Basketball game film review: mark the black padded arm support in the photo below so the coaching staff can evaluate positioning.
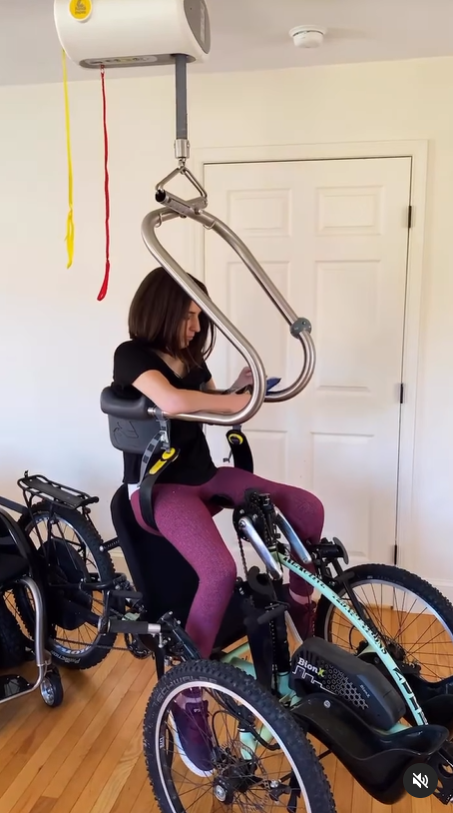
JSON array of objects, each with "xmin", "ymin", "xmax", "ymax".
[{"xmin": 100, "ymin": 386, "xmax": 153, "ymax": 420}]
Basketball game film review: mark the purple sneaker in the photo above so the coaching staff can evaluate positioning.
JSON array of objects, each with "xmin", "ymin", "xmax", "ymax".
[{"xmin": 170, "ymin": 690, "xmax": 214, "ymax": 777}]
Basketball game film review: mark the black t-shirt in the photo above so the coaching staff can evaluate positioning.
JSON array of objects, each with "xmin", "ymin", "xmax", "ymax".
[{"xmin": 112, "ymin": 339, "xmax": 217, "ymax": 486}]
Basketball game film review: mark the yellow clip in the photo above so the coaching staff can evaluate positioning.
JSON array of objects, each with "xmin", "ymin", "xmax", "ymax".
[
  {"xmin": 149, "ymin": 448, "xmax": 176, "ymax": 475},
  {"xmin": 228, "ymin": 433, "xmax": 244, "ymax": 445}
]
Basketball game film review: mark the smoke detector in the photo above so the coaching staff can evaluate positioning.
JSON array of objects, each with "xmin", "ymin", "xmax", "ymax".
[{"xmin": 290, "ymin": 26, "xmax": 326, "ymax": 49}]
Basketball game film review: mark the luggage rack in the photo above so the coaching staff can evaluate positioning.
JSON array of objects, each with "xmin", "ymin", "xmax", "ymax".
[{"xmin": 17, "ymin": 473, "xmax": 99, "ymax": 512}]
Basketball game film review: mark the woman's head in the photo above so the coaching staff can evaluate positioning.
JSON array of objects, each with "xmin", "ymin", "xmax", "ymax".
[{"xmin": 128, "ymin": 267, "xmax": 215, "ymax": 366}]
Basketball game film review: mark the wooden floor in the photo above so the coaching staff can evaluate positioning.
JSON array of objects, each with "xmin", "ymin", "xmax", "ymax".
[{"xmin": 0, "ymin": 642, "xmax": 441, "ymax": 813}]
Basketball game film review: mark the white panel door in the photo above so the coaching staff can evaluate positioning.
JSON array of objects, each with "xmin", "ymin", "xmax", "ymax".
[{"xmin": 203, "ymin": 158, "xmax": 411, "ymax": 568}]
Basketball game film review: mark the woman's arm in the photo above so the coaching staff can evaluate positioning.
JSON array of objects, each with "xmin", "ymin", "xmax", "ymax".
[
  {"xmin": 133, "ymin": 369, "xmax": 251, "ymax": 416},
  {"xmin": 203, "ymin": 366, "xmax": 253, "ymax": 394}
]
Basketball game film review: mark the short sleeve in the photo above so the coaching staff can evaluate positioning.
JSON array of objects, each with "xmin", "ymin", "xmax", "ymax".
[
  {"xmin": 113, "ymin": 341, "xmax": 162, "ymax": 387},
  {"xmin": 200, "ymin": 359, "xmax": 213, "ymax": 385}
]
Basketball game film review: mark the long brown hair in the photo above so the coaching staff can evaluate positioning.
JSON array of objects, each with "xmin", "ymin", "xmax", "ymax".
[{"xmin": 128, "ymin": 267, "xmax": 215, "ymax": 368}]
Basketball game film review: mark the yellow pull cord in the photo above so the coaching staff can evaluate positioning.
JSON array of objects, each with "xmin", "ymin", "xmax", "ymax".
[{"xmin": 62, "ymin": 49, "xmax": 74, "ymax": 268}]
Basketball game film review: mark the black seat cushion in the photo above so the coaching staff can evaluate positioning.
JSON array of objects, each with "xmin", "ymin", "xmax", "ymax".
[{"xmin": 110, "ymin": 485, "xmax": 246, "ymax": 650}]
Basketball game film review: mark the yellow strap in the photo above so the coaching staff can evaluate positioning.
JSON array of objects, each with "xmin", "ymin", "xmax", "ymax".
[{"xmin": 62, "ymin": 49, "xmax": 74, "ymax": 268}]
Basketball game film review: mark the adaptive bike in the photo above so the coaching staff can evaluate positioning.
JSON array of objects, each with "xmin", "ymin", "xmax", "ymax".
[{"xmin": 6, "ymin": 438, "xmax": 453, "ymax": 811}]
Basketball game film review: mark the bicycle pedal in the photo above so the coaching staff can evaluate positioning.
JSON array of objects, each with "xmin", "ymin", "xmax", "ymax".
[
  {"xmin": 112, "ymin": 589, "xmax": 143, "ymax": 602},
  {"xmin": 312, "ymin": 537, "xmax": 349, "ymax": 565}
]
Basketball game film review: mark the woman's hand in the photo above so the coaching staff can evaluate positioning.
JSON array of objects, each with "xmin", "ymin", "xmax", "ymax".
[{"xmin": 232, "ymin": 366, "xmax": 253, "ymax": 391}]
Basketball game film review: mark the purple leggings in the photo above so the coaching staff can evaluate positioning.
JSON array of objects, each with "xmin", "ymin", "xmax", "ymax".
[{"xmin": 131, "ymin": 467, "xmax": 323, "ymax": 658}]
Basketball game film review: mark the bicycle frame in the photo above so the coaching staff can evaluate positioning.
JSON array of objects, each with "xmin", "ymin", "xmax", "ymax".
[
  {"xmin": 216, "ymin": 541, "xmax": 432, "ymax": 766},
  {"xmin": 220, "ymin": 550, "xmax": 428, "ymax": 730}
]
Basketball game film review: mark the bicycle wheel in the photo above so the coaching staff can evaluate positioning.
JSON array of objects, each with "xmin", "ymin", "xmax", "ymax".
[
  {"xmin": 15, "ymin": 502, "xmax": 120, "ymax": 670},
  {"xmin": 144, "ymin": 659, "xmax": 336, "ymax": 813},
  {"xmin": 315, "ymin": 563, "xmax": 453, "ymax": 683}
]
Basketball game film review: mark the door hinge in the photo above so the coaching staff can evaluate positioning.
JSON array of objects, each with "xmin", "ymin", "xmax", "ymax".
[
  {"xmin": 399, "ymin": 383, "xmax": 405, "ymax": 404},
  {"xmin": 407, "ymin": 205, "xmax": 413, "ymax": 229}
]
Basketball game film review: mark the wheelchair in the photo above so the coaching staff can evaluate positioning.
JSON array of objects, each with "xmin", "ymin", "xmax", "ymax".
[
  {"xmin": 8, "ymin": 385, "xmax": 453, "ymax": 810},
  {"xmin": 0, "ymin": 504, "xmax": 64, "ymax": 711}
]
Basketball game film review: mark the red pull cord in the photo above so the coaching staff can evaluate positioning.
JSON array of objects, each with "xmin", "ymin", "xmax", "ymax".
[{"xmin": 97, "ymin": 66, "xmax": 110, "ymax": 301}]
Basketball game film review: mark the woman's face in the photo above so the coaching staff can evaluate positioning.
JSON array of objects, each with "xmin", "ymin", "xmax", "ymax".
[{"xmin": 179, "ymin": 301, "xmax": 201, "ymax": 348}]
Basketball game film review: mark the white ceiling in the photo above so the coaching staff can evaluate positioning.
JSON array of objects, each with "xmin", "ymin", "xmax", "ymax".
[{"xmin": 2, "ymin": 0, "xmax": 453, "ymax": 87}]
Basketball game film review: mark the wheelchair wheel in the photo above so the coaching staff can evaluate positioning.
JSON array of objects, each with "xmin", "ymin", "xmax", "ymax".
[
  {"xmin": 315, "ymin": 563, "xmax": 453, "ymax": 683},
  {"xmin": 15, "ymin": 502, "xmax": 119, "ymax": 670},
  {"xmin": 40, "ymin": 666, "xmax": 64, "ymax": 708},
  {"xmin": 144, "ymin": 659, "xmax": 336, "ymax": 813}
]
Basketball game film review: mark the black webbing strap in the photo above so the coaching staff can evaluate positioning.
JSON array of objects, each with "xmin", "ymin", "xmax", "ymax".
[
  {"xmin": 225, "ymin": 427, "xmax": 254, "ymax": 473},
  {"xmin": 139, "ymin": 446, "xmax": 180, "ymax": 531},
  {"xmin": 139, "ymin": 407, "xmax": 171, "ymax": 483},
  {"xmin": 138, "ymin": 409, "xmax": 179, "ymax": 531}
]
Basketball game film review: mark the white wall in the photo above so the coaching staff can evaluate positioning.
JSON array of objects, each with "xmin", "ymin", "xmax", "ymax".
[{"xmin": 0, "ymin": 56, "xmax": 452, "ymax": 591}]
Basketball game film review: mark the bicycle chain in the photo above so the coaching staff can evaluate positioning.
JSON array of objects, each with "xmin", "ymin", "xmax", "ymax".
[
  {"xmin": 236, "ymin": 491, "xmax": 276, "ymax": 581},
  {"xmin": 235, "ymin": 492, "xmax": 282, "ymax": 693}
]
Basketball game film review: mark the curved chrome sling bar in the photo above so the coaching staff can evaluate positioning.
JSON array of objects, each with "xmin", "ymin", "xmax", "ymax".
[
  {"xmin": 141, "ymin": 204, "xmax": 316, "ymax": 425},
  {"xmin": 137, "ymin": 53, "xmax": 315, "ymax": 427},
  {"xmin": 142, "ymin": 206, "xmax": 266, "ymax": 426}
]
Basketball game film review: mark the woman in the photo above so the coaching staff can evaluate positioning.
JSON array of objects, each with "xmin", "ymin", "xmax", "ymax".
[{"xmin": 113, "ymin": 267, "xmax": 323, "ymax": 774}]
